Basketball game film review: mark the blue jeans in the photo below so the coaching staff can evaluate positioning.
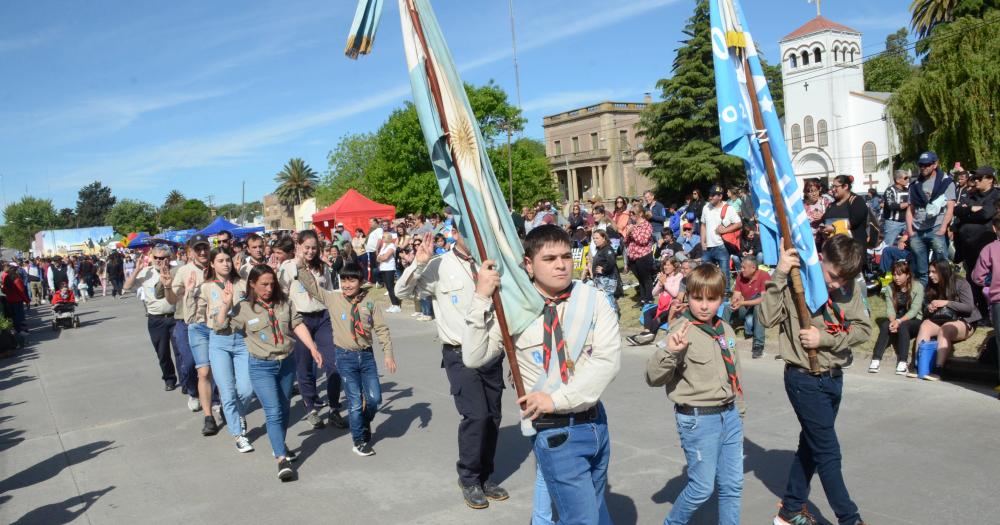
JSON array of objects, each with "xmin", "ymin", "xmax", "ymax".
[
  {"xmin": 209, "ymin": 332, "xmax": 253, "ymax": 437},
  {"xmin": 532, "ymin": 462, "xmax": 555, "ymax": 525},
  {"xmin": 419, "ymin": 297, "xmax": 434, "ymax": 317},
  {"xmin": 702, "ymin": 245, "xmax": 731, "ymax": 290},
  {"xmin": 908, "ymin": 229, "xmax": 948, "ymax": 286},
  {"xmin": 247, "ymin": 355, "xmax": 296, "ymax": 458},
  {"xmin": 336, "ymin": 348, "xmax": 382, "ymax": 444},
  {"xmin": 294, "ymin": 311, "xmax": 341, "ymax": 412},
  {"xmin": 882, "ymin": 219, "xmax": 906, "ymax": 249},
  {"xmin": 171, "ymin": 320, "xmax": 198, "ymax": 396},
  {"xmin": 782, "ymin": 369, "xmax": 860, "ymax": 525},
  {"xmin": 666, "ymin": 405, "xmax": 744, "ymax": 525},
  {"xmin": 6, "ymin": 302, "xmax": 25, "ymax": 332},
  {"xmin": 729, "ymin": 305, "xmax": 764, "ymax": 349},
  {"xmin": 187, "ymin": 322, "xmax": 212, "ymax": 369},
  {"xmin": 532, "ymin": 403, "xmax": 612, "ymax": 525}
]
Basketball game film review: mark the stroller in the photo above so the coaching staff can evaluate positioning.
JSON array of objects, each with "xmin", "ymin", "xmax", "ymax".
[{"xmin": 51, "ymin": 285, "xmax": 81, "ymax": 330}]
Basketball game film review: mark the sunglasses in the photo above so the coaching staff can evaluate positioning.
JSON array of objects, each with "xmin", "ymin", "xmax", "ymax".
[{"xmin": 153, "ymin": 256, "xmax": 169, "ymax": 261}]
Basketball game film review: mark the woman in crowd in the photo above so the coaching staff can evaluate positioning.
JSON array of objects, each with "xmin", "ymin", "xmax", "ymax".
[
  {"xmin": 588, "ymin": 229, "xmax": 621, "ymax": 312},
  {"xmin": 612, "ymin": 196, "xmax": 630, "ymax": 233},
  {"xmin": 378, "ymin": 231, "xmax": 401, "ymax": 313},
  {"xmin": 106, "ymin": 252, "xmax": 126, "ymax": 298},
  {"xmin": 217, "ymin": 264, "xmax": 323, "ymax": 481},
  {"xmin": 328, "ymin": 244, "xmax": 344, "ymax": 290},
  {"xmin": 822, "ymin": 175, "xmax": 870, "ymax": 247},
  {"xmin": 624, "ymin": 203, "xmax": 656, "ymax": 304},
  {"xmin": 804, "ymin": 178, "xmax": 828, "ymax": 247},
  {"xmin": 912, "ymin": 260, "xmax": 980, "ymax": 380},
  {"xmin": 568, "ymin": 203, "xmax": 587, "ymax": 230},
  {"xmin": 351, "ymin": 228, "xmax": 367, "ymax": 259},
  {"xmin": 394, "ymin": 223, "xmax": 412, "ymax": 253},
  {"xmin": 869, "ymin": 261, "xmax": 924, "ymax": 374},
  {"xmin": 186, "ymin": 248, "xmax": 254, "ymax": 450},
  {"xmin": 626, "ymin": 257, "xmax": 684, "ymax": 345}
]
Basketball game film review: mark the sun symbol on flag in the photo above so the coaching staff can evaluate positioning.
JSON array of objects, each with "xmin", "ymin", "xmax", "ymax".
[{"xmin": 450, "ymin": 115, "xmax": 478, "ymax": 166}]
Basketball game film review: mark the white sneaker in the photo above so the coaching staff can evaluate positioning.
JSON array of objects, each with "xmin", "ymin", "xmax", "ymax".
[
  {"xmin": 385, "ymin": 305, "xmax": 401, "ymax": 313},
  {"xmin": 235, "ymin": 435, "xmax": 254, "ymax": 453},
  {"xmin": 410, "ymin": 312, "xmax": 420, "ymax": 317},
  {"xmin": 895, "ymin": 361, "xmax": 908, "ymax": 375},
  {"xmin": 187, "ymin": 396, "xmax": 201, "ymax": 412},
  {"xmin": 868, "ymin": 359, "xmax": 880, "ymax": 373}
]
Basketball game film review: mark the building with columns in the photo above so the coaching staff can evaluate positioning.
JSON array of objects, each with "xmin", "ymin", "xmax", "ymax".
[
  {"xmin": 780, "ymin": 15, "xmax": 897, "ymax": 193},
  {"xmin": 542, "ymin": 100, "xmax": 654, "ymax": 204}
]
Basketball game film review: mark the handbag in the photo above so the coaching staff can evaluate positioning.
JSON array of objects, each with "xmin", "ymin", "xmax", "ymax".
[
  {"xmin": 927, "ymin": 306, "xmax": 959, "ymax": 325},
  {"xmin": 720, "ymin": 204, "xmax": 741, "ymax": 254}
]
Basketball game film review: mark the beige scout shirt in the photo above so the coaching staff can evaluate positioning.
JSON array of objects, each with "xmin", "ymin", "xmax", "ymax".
[
  {"xmin": 169, "ymin": 262, "xmax": 205, "ymax": 322},
  {"xmin": 239, "ymin": 258, "xmax": 267, "ymax": 280},
  {"xmin": 462, "ymin": 288, "xmax": 621, "ymax": 414},
  {"xmin": 222, "ymin": 300, "xmax": 302, "ymax": 360},
  {"xmin": 394, "ymin": 252, "xmax": 477, "ymax": 346},
  {"xmin": 278, "ymin": 259, "xmax": 328, "ymax": 313},
  {"xmin": 184, "ymin": 279, "xmax": 247, "ymax": 332},
  {"xmin": 759, "ymin": 269, "xmax": 873, "ymax": 371},
  {"xmin": 297, "ymin": 269, "xmax": 394, "ymax": 359},
  {"xmin": 645, "ymin": 320, "xmax": 746, "ymax": 416},
  {"xmin": 129, "ymin": 267, "xmax": 175, "ymax": 316}
]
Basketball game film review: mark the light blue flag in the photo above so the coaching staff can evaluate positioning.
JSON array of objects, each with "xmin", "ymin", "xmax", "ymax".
[
  {"xmin": 709, "ymin": 0, "xmax": 828, "ymax": 312},
  {"xmin": 346, "ymin": 0, "xmax": 544, "ymax": 334},
  {"xmin": 345, "ymin": 0, "xmax": 384, "ymax": 59}
]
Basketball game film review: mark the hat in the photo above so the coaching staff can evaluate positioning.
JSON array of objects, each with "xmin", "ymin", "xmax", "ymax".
[
  {"xmin": 918, "ymin": 151, "xmax": 938, "ymax": 165},
  {"xmin": 187, "ymin": 234, "xmax": 210, "ymax": 248},
  {"xmin": 682, "ymin": 223, "xmax": 694, "ymax": 230},
  {"xmin": 974, "ymin": 165, "xmax": 996, "ymax": 179},
  {"xmin": 336, "ymin": 222, "xmax": 344, "ymax": 227},
  {"xmin": 708, "ymin": 184, "xmax": 725, "ymax": 196}
]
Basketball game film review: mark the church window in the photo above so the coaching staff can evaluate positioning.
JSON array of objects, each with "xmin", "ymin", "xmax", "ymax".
[
  {"xmin": 849, "ymin": 48, "xmax": 856, "ymax": 62},
  {"xmin": 789, "ymin": 54, "xmax": 797, "ymax": 68},
  {"xmin": 833, "ymin": 46, "xmax": 840, "ymax": 62},
  {"xmin": 862, "ymin": 142, "xmax": 877, "ymax": 172},
  {"xmin": 801, "ymin": 51, "xmax": 809, "ymax": 66},
  {"xmin": 791, "ymin": 124, "xmax": 803, "ymax": 154},
  {"xmin": 804, "ymin": 116, "xmax": 815, "ymax": 143},
  {"xmin": 814, "ymin": 48, "xmax": 822, "ymax": 63},
  {"xmin": 817, "ymin": 120, "xmax": 829, "ymax": 147}
]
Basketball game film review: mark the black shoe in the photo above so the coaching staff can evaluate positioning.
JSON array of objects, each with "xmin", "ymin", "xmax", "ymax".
[
  {"xmin": 306, "ymin": 409, "xmax": 325, "ymax": 429},
  {"xmin": 202, "ymin": 415, "xmax": 219, "ymax": 436},
  {"xmin": 277, "ymin": 459, "xmax": 295, "ymax": 482},
  {"xmin": 284, "ymin": 448, "xmax": 297, "ymax": 462},
  {"xmin": 164, "ymin": 381, "xmax": 177, "ymax": 391},
  {"xmin": 774, "ymin": 504, "xmax": 818, "ymax": 525},
  {"xmin": 328, "ymin": 410, "xmax": 348, "ymax": 429},
  {"xmin": 352, "ymin": 441, "xmax": 375, "ymax": 456},
  {"xmin": 363, "ymin": 422, "xmax": 372, "ymax": 443},
  {"xmin": 752, "ymin": 346, "xmax": 763, "ymax": 359},
  {"xmin": 482, "ymin": 480, "xmax": 509, "ymax": 501},
  {"xmin": 458, "ymin": 480, "xmax": 488, "ymax": 509}
]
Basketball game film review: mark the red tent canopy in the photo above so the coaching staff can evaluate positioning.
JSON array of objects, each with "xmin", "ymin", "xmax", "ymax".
[{"xmin": 312, "ymin": 189, "xmax": 396, "ymax": 240}]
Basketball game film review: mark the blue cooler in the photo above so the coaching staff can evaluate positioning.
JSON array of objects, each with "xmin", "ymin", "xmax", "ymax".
[{"xmin": 916, "ymin": 340, "xmax": 938, "ymax": 378}]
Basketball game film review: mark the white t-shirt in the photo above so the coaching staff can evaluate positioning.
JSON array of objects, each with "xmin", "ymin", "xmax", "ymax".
[
  {"xmin": 378, "ymin": 243, "xmax": 397, "ymax": 272},
  {"xmin": 366, "ymin": 228, "xmax": 384, "ymax": 253},
  {"xmin": 700, "ymin": 201, "xmax": 741, "ymax": 248}
]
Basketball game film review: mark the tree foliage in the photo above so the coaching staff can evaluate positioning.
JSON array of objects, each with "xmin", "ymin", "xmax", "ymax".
[
  {"xmin": 105, "ymin": 199, "xmax": 158, "ymax": 236},
  {"xmin": 1, "ymin": 197, "xmax": 60, "ymax": 251},
  {"xmin": 888, "ymin": 11, "xmax": 1000, "ymax": 167},
  {"xmin": 316, "ymin": 133, "xmax": 378, "ymax": 207},
  {"xmin": 487, "ymin": 138, "xmax": 559, "ymax": 209},
  {"xmin": 57, "ymin": 208, "xmax": 76, "ymax": 229},
  {"xmin": 216, "ymin": 201, "xmax": 262, "ymax": 222},
  {"xmin": 75, "ymin": 181, "xmax": 116, "ymax": 227},
  {"xmin": 274, "ymin": 158, "xmax": 319, "ymax": 209},
  {"xmin": 864, "ymin": 28, "xmax": 915, "ymax": 92},
  {"xmin": 164, "ymin": 190, "xmax": 186, "ymax": 208},
  {"xmin": 159, "ymin": 199, "xmax": 211, "ymax": 230}
]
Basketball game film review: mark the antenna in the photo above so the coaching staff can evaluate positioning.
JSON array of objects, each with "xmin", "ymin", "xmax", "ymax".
[{"xmin": 507, "ymin": 0, "xmax": 522, "ymax": 110}]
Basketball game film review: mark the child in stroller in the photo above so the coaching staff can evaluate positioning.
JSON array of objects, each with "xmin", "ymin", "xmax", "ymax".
[{"xmin": 51, "ymin": 281, "xmax": 80, "ymax": 329}]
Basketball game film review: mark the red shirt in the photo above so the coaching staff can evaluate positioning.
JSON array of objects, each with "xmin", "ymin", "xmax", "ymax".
[
  {"xmin": 734, "ymin": 269, "xmax": 771, "ymax": 300},
  {"xmin": 625, "ymin": 220, "xmax": 653, "ymax": 260},
  {"xmin": 1, "ymin": 271, "xmax": 29, "ymax": 303}
]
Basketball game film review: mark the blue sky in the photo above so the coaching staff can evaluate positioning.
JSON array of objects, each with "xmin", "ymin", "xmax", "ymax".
[{"xmin": 0, "ymin": 0, "xmax": 910, "ymax": 214}]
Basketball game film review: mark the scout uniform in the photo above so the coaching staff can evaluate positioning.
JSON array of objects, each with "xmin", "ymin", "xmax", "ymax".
[
  {"xmin": 128, "ymin": 266, "xmax": 178, "ymax": 389},
  {"xmin": 165, "ymin": 261, "xmax": 206, "ymax": 395}
]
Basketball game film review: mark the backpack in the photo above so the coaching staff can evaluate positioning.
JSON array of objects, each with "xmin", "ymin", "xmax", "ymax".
[{"xmin": 720, "ymin": 204, "xmax": 741, "ymax": 254}]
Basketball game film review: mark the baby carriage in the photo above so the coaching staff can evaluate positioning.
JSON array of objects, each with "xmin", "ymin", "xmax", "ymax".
[{"xmin": 51, "ymin": 287, "xmax": 81, "ymax": 330}]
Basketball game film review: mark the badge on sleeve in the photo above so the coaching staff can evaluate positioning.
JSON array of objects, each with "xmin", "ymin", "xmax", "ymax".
[
  {"xmin": 532, "ymin": 351, "xmax": 543, "ymax": 365},
  {"xmin": 451, "ymin": 295, "xmax": 459, "ymax": 305},
  {"xmin": 341, "ymin": 313, "xmax": 348, "ymax": 321},
  {"xmin": 728, "ymin": 338, "xmax": 736, "ymax": 349}
]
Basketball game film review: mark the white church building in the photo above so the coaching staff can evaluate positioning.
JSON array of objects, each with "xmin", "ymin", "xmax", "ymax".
[{"xmin": 779, "ymin": 15, "xmax": 897, "ymax": 193}]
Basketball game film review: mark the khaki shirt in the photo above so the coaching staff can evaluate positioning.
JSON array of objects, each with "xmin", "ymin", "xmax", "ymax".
[
  {"xmin": 394, "ymin": 252, "xmax": 477, "ymax": 346},
  {"xmin": 184, "ymin": 279, "xmax": 247, "ymax": 332},
  {"xmin": 222, "ymin": 300, "xmax": 302, "ymax": 360},
  {"xmin": 645, "ymin": 320, "xmax": 746, "ymax": 416},
  {"xmin": 169, "ymin": 262, "xmax": 205, "ymax": 322},
  {"xmin": 462, "ymin": 289, "xmax": 621, "ymax": 414},
  {"xmin": 278, "ymin": 259, "xmax": 328, "ymax": 313},
  {"xmin": 129, "ymin": 267, "xmax": 175, "ymax": 316},
  {"xmin": 298, "ymin": 269, "xmax": 394, "ymax": 359},
  {"xmin": 759, "ymin": 270, "xmax": 872, "ymax": 371}
]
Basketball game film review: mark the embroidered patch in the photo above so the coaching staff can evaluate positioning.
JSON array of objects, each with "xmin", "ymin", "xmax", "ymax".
[
  {"xmin": 728, "ymin": 338, "xmax": 736, "ymax": 349},
  {"xmin": 247, "ymin": 318, "xmax": 260, "ymax": 326},
  {"xmin": 341, "ymin": 313, "xmax": 348, "ymax": 321},
  {"xmin": 259, "ymin": 332, "xmax": 268, "ymax": 341},
  {"xmin": 532, "ymin": 351, "xmax": 543, "ymax": 365},
  {"xmin": 451, "ymin": 294, "xmax": 459, "ymax": 305},
  {"xmin": 211, "ymin": 290, "xmax": 219, "ymax": 300}
]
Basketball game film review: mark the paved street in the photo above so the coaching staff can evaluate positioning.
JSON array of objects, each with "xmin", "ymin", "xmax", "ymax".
[{"xmin": 2, "ymin": 293, "xmax": 999, "ymax": 525}]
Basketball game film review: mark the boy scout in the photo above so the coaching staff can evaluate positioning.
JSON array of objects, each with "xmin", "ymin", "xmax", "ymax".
[
  {"xmin": 760, "ymin": 234, "xmax": 872, "ymax": 525},
  {"xmin": 296, "ymin": 260, "xmax": 395, "ymax": 457},
  {"xmin": 463, "ymin": 224, "xmax": 621, "ymax": 525},
  {"xmin": 646, "ymin": 263, "xmax": 745, "ymax": 525}
]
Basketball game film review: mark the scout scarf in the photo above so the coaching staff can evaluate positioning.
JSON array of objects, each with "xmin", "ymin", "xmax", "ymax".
[
  {"xmin": 255, "ymin": 299, "xmax": 284, "ymax": 346},
  {"xmin": 347, "ymin": 292, "xmax": 369, "ymax": 343},
  {"xmin": 821, "ymin": 298, "xmax": 851, "ymax": 335},
  {"xmin": 452, "ymin": 247, "xmax": 478, "ymax": 281},
  {"xmin": 542, "ymin": 286, "xmax": 574, "ymax": 383},
  {"xmin": 683, "ymin": 311, "xmax": 742, "ymax": 396}
]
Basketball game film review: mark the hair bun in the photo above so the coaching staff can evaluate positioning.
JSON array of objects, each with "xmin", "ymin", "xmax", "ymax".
[{"xmin": 848, "ymin": 175, "xmax": 855, "ymax": 184}]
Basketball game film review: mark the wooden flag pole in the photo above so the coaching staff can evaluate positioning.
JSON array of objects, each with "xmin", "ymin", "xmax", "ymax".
[
  {"xmin": 739, "ymin": 52, "xmax": 821, "ymax": 374},
  {"xmin": 404, "ymin": 0, "xmax": 528, "ymax": 402}
]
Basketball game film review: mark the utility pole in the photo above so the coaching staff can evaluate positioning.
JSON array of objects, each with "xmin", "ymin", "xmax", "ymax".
[
  {"xmin": 505, "ymin": 122, "xmax": 514, "ymax": 209},
  {"xmin": 507, "ymin": 0, "xmax": 522, "ymax": 109},
  {"xmin": 240, "ymin": 181, "xmax": 246, "ymax": 226}
]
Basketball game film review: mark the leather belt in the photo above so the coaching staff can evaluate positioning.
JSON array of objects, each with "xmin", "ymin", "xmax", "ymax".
[
  {"xmin": 532, "ymin": 405, "xmax": 600, "ymax": 431},
  {"xmin": 785, "ymin": 364, "xmax": 843, "ymax": 378},
  {"xmin": 443, "ymin": 343, "xmax": 461, "ymax": 353},
  {"xmin": 675, "ymin": 402, "xmax": 734, "ymax": 416},
  {"xmin": 147, "ymin": 313, "xmax": 174, "ymax": 318}
]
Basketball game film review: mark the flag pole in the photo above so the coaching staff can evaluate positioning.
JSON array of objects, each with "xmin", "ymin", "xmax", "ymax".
[
  {"xmin": 737, "ymin": 50, "xmax": 820, "ymax": 374},
  {"xmin": 404, "ymin": 0, "xmax": 528, "ymax": 402}
]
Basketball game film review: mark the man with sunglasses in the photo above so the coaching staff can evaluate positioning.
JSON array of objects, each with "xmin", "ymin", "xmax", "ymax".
[
  {"xmin": 881, "ymin": 170, "xmax": 911, "ymax": 248},
  {"xmin": 906, "ymin": 151, "xmax": 955, "ymax": 286},
  {"xmin": 124, "ymin": 245, "xmax": 179, "ymax": 391}
]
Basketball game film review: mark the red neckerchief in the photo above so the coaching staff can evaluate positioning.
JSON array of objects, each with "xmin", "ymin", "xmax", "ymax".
[
  {"xmin": 684, "ymin": 311, "xmax": 743, "ymax": 397},
  {"xmin": 542, "ymin": 286, "xmax": 573, "ymax": 383},
  {"xmin": 255, "ymin": 299, "xmax": 284, "ymax": 346}
]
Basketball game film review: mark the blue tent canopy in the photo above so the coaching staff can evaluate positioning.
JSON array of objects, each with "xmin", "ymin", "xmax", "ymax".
[
  {"xmin": 232, "ymin": 226, "xmax": 265, "ymax": 239},
  {"xmin": 152, "ymin": 229, "xmax": 196, "ymax": 246},
  {"xmin": 126, "ymin": 232, "xmax": 153, "ymax": 249},
  {"xmin": 199, "ymin": 216, "xmax": 241, "ymax": 236}
]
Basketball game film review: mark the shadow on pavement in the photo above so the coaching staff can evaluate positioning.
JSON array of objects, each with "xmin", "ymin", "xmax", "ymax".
[
  {"xmin": 606, "ymin": 484, "xmax": 638, "ymax": 524},
  {"xmin": 491, "ymin": 424, "xmax": 533, "ymax": 485},
  {"xmin": 11, "ymin": 485, "xmax": 115, "ymax": 525},
  {"xmin": 0, "ymin": 440, "xmax": 116, "ymax": 494}
]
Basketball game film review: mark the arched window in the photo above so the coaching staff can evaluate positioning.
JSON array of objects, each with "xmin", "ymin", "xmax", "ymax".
[
  {"xmin": 791, "ymin": 124, "xmax": 803, "ymax": 154},
  {"xmin": 817, "ymin": 119, "xmax": 829, "ymax": 147},
  {"xmin": 833, "ymin": 46, "xmax": 840, "ymax": 62},
  {"xmin": 814, "ymin": 48, "xmax": 822, "ymax": 63},
  {"xmin": 804, "ymin": 116, "xmax": 815, "ymax": 142},
  {"xmin": 862, "ymin": 142, "xmax": 877, "ymax": 172},
  {"xmin": 789, "ymin": 54, "xmax": 797, "ymax": 68},
  {"xmin": 849, "ymin": 48, "xmax": 856, "ymax": 62},
  {"xmin": 801, "ymin": 51, "xmax": 810, "ymax": 66}
]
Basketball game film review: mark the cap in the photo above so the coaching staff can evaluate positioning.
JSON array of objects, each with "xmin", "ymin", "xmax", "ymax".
[
  {"xmin": 975, "ymin": 165, "xmax": 996, "ymax": 179},
  {"xmin": 918, "ymin": 151, "xmax": 938, "ymax": 165},
  {"xmin": 187, "ymin": 234, "xmax": 210, "ymax": 248},
  {"xmin": 709, "ymin": 184, "xmax": 725, "ymax": 196},
  {"xmin": 336, "ymin": 222, "xmax": 344, "ymax": 227},
  {"xmin": 682, "ymin": 223, "xmax": 694, "ymax": 230}
]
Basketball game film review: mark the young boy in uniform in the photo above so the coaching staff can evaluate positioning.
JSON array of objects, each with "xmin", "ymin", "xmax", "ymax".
[
  {"xmin": 463, "ymin": 224, "xmax": 621, "ymax": 524},
  {"xmin": 761, "ymin": 234, "xmax": 872, "ymax": 525},
  {"xmin": 296, "ymin": 260, "xmax": 395, "ymax": 457},
  {"xmin": 646, "ymin": 263, "xmax": 745, "ymax": 525}
]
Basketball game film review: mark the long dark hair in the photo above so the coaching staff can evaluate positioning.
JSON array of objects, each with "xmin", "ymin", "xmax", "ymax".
[
  {"xmin": 204, "ymin": 248, "xmax": 239, "ymax": 284},
  {"xmin": 925, "ymin": 260, "xmax": 956, "ymax": 303},
  {"xmin": 889, "ymin": 260, "xmax": 912, "ymax": 313},
  {"xmin": 297, "ymin": 230, "xmax": 323, "ymax": 273},
  {"xmin": 246, "ymin": 264, "xmax": 286, "ymax": 309}
]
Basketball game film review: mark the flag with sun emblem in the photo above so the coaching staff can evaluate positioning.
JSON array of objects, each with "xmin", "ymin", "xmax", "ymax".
[{"xmin": 346, "ymin": 0, "xmax": 543, "ymax": 334}]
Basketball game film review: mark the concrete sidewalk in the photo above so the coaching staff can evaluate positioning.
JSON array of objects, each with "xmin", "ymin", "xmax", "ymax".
[{"xmin": 1, "ymin": 293, "xmax": 998, "ymax": 524}]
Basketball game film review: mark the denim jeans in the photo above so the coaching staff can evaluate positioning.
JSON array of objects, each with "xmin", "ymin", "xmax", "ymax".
[
  {"xmin": 882, "ymin": 219, "xmax": 906, "ymax": 249},
  {"xmin": 336, "ymin": 348, "xmax": 382, "ymax": 444},
  {"xmin": 702, "ymin": 245, "xmax": 731, "ymax": 290},
  {"xmin": 187, "ymin": 322, "xmax": 212, "ymax": 369},
  {"xmin": 209, "ymin": 332, "xmax": 253, "ymax": 437},
  {"xmin": 729, "ymin": 305, "xmax": 764, "ymax": 349},
  {"xmin": 247, "ymin": 354, "xmax": 296, "ymax": 458},
  {"xmin": 908, "ymin": 229, "xmax": 948, "ymax": 286},
  {"xmin": 532, "ymin": 462, "xmax": 556, "ymax": 525},
  {"xmin": 782, "ymin": 369, "xmax": 860, "ymax": 525},
  {"xmin": 666, "ymin": 405, "xmax": 743, "ymax": 525},
  {"xmin": 532, "ymin": 403, "xmax": 612, "ymax": 525},
  {"xmin": 294, "ymin": 311, "xmax": 341, "ymax": 412},
  {"xmin": 171, "ymin": 320, "xmax": 198, "ymax": 396},
  {"xmin": 419, "ymin": 297, "xmax": 434, "ymax": 317}
]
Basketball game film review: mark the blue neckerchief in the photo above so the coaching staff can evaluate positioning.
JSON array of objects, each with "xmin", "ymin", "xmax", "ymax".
[{"xmin": 908, "ymin": 168, "xmax": 952, "ymax": 209}]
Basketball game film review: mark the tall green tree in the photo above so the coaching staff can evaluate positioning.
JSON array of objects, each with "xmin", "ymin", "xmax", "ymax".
[
  {"xmin": 159, "ymin": 199, "xmax": 211, "ymax": 230},
  {"xmin": 316, "ymin": 133, "xmax": 378, "ymax": 207},
  {"xmin": 888, "ymin": 11, "xmax": 1000, "ymax": 167},
  {"xmin": 75, "ymin": 181, "xmax": 116, "ymax": 227},
  {"xmin": 274, "ymin": 158, "xmax": 319, "ymax": 209},
  {"xmin": 216, "ymin": 201, "xmax": 262, "ymax": 222},
  {"xmin": 0, "ymin": 197, "xmax": 60, "ymax": 251},
  {"xmin": 865, "ymin": 28, "xmax": 916, "ymax": 92},
  {"xmin": 164, "ymin": 190, "xmax": 186, "ymax": 208},
  {"xmin": 105, "ymin": 199, "xmax": 158, "ymax": 236},
  {"xmin": 57, "ymin": 208, "xmax": 76, "ymax": 229},
  {"xmin": 487, "ymin": 138, "xmax": 559, "ymax": 209}
]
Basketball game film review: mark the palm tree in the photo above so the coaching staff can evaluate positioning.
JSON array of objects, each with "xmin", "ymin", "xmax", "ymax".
[
  {"xmin": 274, "ymin": 158, "xmax": 319, "ymax": 209},
  {"xmin": 164, "ymin": 190, "xmax": 185, "ymax": 208},
  {"xmin": 910, "ymin": 0, "xmax": 957, "ymax": 39}
]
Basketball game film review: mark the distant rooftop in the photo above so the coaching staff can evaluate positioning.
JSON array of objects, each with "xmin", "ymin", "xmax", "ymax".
[
  {"xmin": 781, "ymin": 15, "xmax": 860, "ymax": 42},
  {"xmin": 543, "ymin": 101, "xmax": 649, "ymax": 127}
]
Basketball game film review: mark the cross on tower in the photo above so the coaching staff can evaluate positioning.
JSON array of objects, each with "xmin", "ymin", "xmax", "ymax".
[
  {"xmin": 803, "ymin": 82, "xmax": 809, "ymax": 92},
  {"xmin": 863, "ymin": 173, "xmax": 879, "ymax": 190}
]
